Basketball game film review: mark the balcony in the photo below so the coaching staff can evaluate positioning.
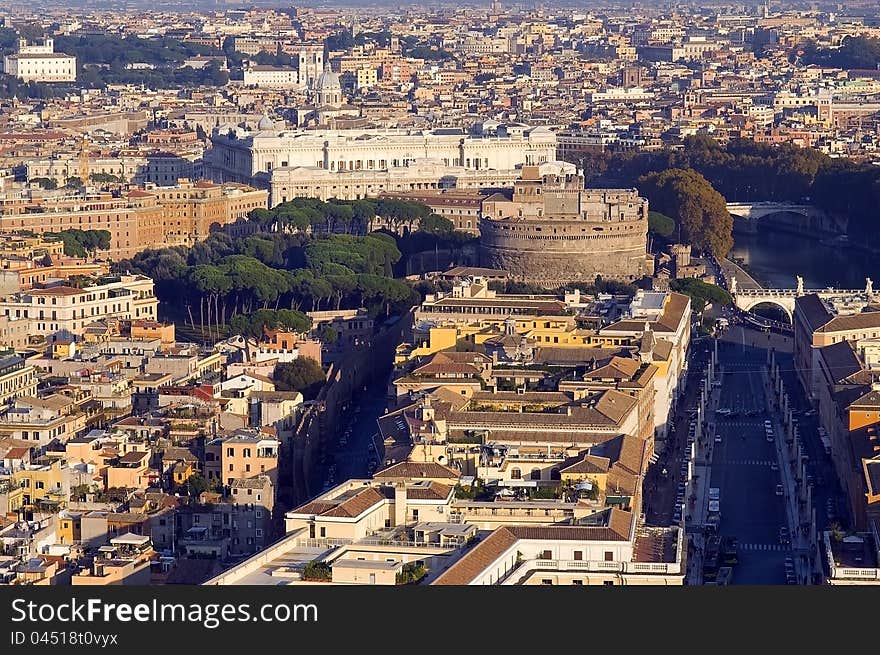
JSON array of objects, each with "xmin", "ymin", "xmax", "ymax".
[{"xmin": 501, "ymin": 557, "xmax": 682, "ymax": 584}]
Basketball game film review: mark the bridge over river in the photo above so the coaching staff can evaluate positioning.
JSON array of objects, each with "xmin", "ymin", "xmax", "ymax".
[
  {"xmin": 726, "ymin": 202, "xmax": 845, "ymax": 237},
  {"xmin": 730, "ymin": 276, "xmax": 875, "ymax": 321}
]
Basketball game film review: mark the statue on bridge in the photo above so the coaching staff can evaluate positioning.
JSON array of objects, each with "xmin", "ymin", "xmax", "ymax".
[
  {"xmin": 796, "ymin": 276, "xmax": 804, "ymax": 295},
  {"xmin": 867, "ymin": 277, "xmax": 874, "ymax": 298},
  {"xmin": 730, "ymin": 276, "xmax": 737, "ymax": 294}
]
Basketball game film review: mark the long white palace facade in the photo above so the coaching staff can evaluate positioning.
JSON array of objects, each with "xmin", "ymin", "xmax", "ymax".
[{"xmin": 205, "ymin": 123, "xmax": 558, "ymax": 206}]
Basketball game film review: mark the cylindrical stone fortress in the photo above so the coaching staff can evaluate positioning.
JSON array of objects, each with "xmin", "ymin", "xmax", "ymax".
[{"xmin": 479, "ymin": 171, "xmax": 650, "ymax": 287}]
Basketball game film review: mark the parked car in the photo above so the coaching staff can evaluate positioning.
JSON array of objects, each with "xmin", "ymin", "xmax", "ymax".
[
  {"xmin": 776, "ymin": 484, "xmax": 784, "ymax": 496},
  {"xmin": 779, "ymin": 527, "xmax": 790, "ymax": 545}
]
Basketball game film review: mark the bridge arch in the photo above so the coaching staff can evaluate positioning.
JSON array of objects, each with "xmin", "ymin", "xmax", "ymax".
[{"xmin": 736, "ymin": 296, "xmax": 794, "ymax": 322}]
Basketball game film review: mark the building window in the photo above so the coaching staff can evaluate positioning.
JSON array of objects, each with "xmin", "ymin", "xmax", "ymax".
[
  {"xmin": 541, "ymin": 579, "xmax": 553, "ymax": 585},
  {"xmin": 604, "ymin": 551, "xmax": 614, "ymax": 562},
  {"xmin": 573, "ymin": 551, "xmax": 583, "ymax": 561},
  {"xmin": 530, "ymin": 468, "xmax": 541, "ymax": 480},
  {"xmin": 541, "ymin": 550, "xmax": 552, "ymax": 560},
  {"xmin": 510, "ymin": 468, "xmax": 521, "ymax": 480},
  {"xmin": 572, "ymin": 580, "xmax": 583, "ymax": 585},
  {"xmin": 319, "ymin": 527, "xmax": 326, "ymax": 538}
]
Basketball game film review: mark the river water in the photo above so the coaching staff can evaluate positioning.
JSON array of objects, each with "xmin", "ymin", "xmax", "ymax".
[{"xmin": 729, "ymin": 229, "xmax": 878, "ymax": 290}]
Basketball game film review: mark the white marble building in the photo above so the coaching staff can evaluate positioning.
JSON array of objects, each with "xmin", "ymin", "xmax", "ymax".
[{"xmin": 206, "ymin": 122, "xmax": 558, "ymax": 188}]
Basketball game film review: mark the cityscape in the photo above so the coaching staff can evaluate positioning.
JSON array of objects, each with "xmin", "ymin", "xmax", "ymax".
[{"xmin": 0, "ymin": 0, "xmax": 877, "ymax": 589}]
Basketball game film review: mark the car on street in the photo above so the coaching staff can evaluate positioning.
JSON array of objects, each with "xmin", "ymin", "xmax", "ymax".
[
  {"xmin": 776, "ymin": 484, "xmax": 785, "ymax": 496},
  {"xmin": 770, "ymin": 462, "xmax": 779, "ymax": 471},
  {"xmin": 714, "ymin": 434, "xmax": 722, "ymax": 443},
  {"xmin": 779, "ymin": 527, "xmax": 790, "ymax": 545}
]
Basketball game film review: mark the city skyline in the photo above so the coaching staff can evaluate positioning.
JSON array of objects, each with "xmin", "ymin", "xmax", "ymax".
[{"xmin": 0, "ymin": 0, "xmax": 877, "ymax": 590}]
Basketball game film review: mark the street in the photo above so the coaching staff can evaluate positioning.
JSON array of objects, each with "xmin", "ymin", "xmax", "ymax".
[
  {"xmin": 709, "ymin": 341, "xmax": 791, "ymax": 584},
  {"xmin": 308, "ymin": 375, "xmax": 389, "ymax": 494}
]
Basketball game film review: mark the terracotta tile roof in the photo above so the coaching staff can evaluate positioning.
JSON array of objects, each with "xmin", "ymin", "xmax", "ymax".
[
  {"xmin": 850, "ymin": 389, "xmax": 880, "ymax": 410},
  {"xmin": 561, "ymin": 453, "xmax": 610, "ymax": 474},
  {"xmin": 412, "ymin": 352, "xmax": 489, "ymax": 377},
  {"xmin": 656, "ymin": 292, "xmax": 690, "ymax": 332},
  {"xmin": 28, "ymin": 286, "xmax": 81, "ymax": 296},
  {"xmin": 533, "ymin": 346, "xmax": 624, "ymax": 365},
  {"xmin": 818, "ymin": 340, "xmax": 863, "ymax": 384},
  {"xmin": 585, "ymin": 356, "xmax": 639, "ymax": 380},
  {"xmin": 818, "ymin": 311, "xmax": 880, "ymax": 333},
  {"xmin": 652, "ymin": 339, "xmax": 674, "ymax": 361},
  {"xmin": 432, "ymin": 527, "xmax": 519, "ymax": 585},
  {"xmin": 633, "ymin": 527, "xmax": 678, "ymax": 563},
  {"xmin": 508, "ymin": 519, "xmax": 631, "ymax": 542},
  {"xmin": 795, "ymin": 294, "xmax": 832, "ymax": 332},
  {"xmin": 3, "ymin": 446, "xmax": 31, "ymax": 460},
  {"xmin": 432, "ymin": 513, "xmax": 636, "ymax": 585},
  {"xmin": 373, "ymin": 461, "xmax": 460, "ymax": 480},
  {"xmin": 321, "ymin": 487, "xmax": 387, "ymax": 518},
  {"xmin": 614, "ymin": 434, "xmax": 647, "ymax": 476},
  {"xmin": 406, "ymin": 482, "xmax": 453, "ymax": 500},
  {"xmin": 289, "ymin": 500, "xmax": 335, "ymax": 515},
  {"xmin": 590, "ymin": 389, "xmax": 639, "ymax": 424}
]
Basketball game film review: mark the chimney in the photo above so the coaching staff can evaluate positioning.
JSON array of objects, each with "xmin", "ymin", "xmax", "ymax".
[{"xmin": 394, "ymin": 483, "xmax": 407, "ymax": 527}]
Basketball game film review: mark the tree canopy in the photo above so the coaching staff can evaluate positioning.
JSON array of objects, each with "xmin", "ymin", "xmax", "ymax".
[
  {"xmin": 638, "ymin": 169, "xmax": 733, "ymax": 257},
  {"xmin": 44, "ymin": 229, "xmax": 112, "ymax": 258},
  {"xmin": 115, "ymin": 197, "xmax": 431, "ymax": 341},
  {"xmin": 648, "ymin": 211, "xmax": 676, "ymax": 238},
  {"xmin": 670, "ymin": 277, "xmax": 732, "ymax": 313},
  {"xmin": 274, "ymin": 359, "xmax": 326, "ymax": 401}
]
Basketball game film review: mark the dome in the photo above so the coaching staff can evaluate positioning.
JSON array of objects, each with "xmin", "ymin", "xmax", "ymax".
[
  {"xmin": 257, "ymin": 114, "xmax": 274, "ymax": 130},
  {"xmin": 316, "ymin": 67, "xmax": 341, "ymax": 92}
]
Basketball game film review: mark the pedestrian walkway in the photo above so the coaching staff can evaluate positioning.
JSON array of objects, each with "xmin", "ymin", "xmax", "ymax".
[
  {"xmin": 717, "ymin": 420, "xmax": 768, "ymax": 427},
  {"xmin": 720, "ymin": 459, "xmax": 776, "ymax": 467},
  {"xmin": 738, "ymin": 543, "xmax": 792, "ymax": 552}
]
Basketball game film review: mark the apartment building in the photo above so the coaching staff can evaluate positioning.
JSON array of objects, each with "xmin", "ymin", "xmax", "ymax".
[
  {"xmin": 0, "ymin": 395, "xmax": 87, "ymax": 447},
  {"xmin": 0, "ymin": 192, "xmax": 164, "ymax": 259},
  {"xmin": 432, "ymin": 511, "xmax": 683, "ymax": 586},
  {"xmin": 0, "ymin": 183, "xmax": 267, "ymax": 258},
  {"xmin": 0, "ymin": 355, "xmax": 38, "ymax": 407},
  {"xmin": 0, "ymin": 274, "xmax": 158, "ymax": 337},
  {"xmin": 145, "ymin": 180, "xmax": 268, "ymax": 247},
  {"xmin": 794, "ymin": 293, "xmax": 880, "ymax": 401},
  {"xmin": 205, "ymin": 431, "xmax": 280, "ymax": 487}
]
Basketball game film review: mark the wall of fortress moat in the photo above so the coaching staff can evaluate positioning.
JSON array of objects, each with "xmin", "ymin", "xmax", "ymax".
[{"xmin": 479, "ymin": 217, "xmax": 650, "ymax": 286}]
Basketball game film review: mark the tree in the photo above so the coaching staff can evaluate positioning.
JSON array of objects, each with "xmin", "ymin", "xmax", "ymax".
[
  {"xmin": 670, "ymin": 277, "xmax": 732, "ymax": 313},
  {"xmin": 274, "ymin": 359, "xmax": 326, "ymax": 400},
  {"xmin": 639, "ymin": 168, "xmax": 733, "ymax": 257},
  {"xmin": 418, "ymin": 213, "xmax": 455, "ymax": 236},
  {"xmin": 302, "ymin": 560, "xmax": 331, "ymax": 581},
  {"xmin": 90, "ymin": 172, "xmax": 121, "ymax": 184},
  {"xmin": 44, "ymin": 229, "xmax": 111, "ymax": 257},
  {"xmin": 396, "ymin": 562, "xmax": 427, "ymax": 584},
  {"xmin": 64, "ymin": 176, "xmax": 85, "ymax": 188},
  {"xmin": 320, "ymin": 325, "xmax": 339, "ymax": 344},
  {"xmin": 182, "ymin": 474, "xmax": 211, "ymax": 497},
  {"xmin": 30, "ymin": 176, "xmax": 57, "ymax": 190},
  {"xmin": 648, "ymin": 211, "xmax": 676, "ymax": 238}
]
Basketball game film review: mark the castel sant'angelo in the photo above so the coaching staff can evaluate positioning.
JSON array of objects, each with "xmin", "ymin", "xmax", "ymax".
[{"xmin": 479, "ymin": 163, "xmax": 653, "ymax": 287}]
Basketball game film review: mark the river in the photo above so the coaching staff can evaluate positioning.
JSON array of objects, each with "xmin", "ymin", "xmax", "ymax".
[{"xmin": 729, "ymin": 229, "xmax": 878, "ymax": 290}]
